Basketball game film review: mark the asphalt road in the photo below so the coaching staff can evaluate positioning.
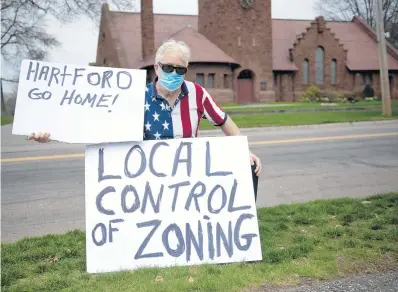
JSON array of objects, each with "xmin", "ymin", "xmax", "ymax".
[{"xmin": 2, "ymin": 121, "xmax": 398, "ymax": 242}]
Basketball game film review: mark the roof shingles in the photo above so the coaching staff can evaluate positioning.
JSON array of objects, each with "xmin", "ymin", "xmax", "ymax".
[{"xmin": 139, "ymin": 26, "xmax": 239, "ymax": 68}]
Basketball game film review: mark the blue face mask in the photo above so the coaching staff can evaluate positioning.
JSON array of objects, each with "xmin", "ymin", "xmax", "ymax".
[{"xmin": 159, "ymin": 69, "xmax": 184, "ymax": 91}]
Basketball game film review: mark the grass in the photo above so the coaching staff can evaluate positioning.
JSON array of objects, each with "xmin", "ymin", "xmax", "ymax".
[
  {"xmin": 2, "ymin": 192, "xmax": 398, "ymax": 292},
  {"xmin": 200, "ymin": 110, "xmax": 398, "ymax": 130},
  {"xmin": 222, "ymin": 100, "xmax": 398, "ymax": 112},
  {"xmin": 1, "ymin": 115, "xmax": 13, "ymax": 125},
  {"xmin": 2, "ymin": 102, "xmax": 397, "ymax": 128}
]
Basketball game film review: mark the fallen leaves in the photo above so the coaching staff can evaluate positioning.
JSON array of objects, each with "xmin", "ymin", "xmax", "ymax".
[
  {"xmin": 155, "ymin": 275, "xmax": 164, "ymax": 282},
  {"xmin": 44, "ymin": 256, "xmax": 60, "ymax": 263}
]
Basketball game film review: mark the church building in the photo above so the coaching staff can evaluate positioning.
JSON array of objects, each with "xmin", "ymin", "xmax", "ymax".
[{"xmin": 95, "ymin": 0, "xmax": 398, "ymax": 103}]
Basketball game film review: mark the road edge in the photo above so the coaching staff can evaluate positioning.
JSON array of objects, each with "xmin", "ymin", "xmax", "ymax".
[{"xmin": 199, "ymin": 120, "xmax": 398, "ymax": 135}]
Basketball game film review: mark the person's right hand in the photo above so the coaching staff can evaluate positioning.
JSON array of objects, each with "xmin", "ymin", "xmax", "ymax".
[{"xmin": 27, "ymin": 132, "xmax": 51, "ymax": 143}]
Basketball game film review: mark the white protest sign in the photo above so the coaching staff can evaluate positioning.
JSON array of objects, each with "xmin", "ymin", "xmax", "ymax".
[
  {"xmin": 85, "ymin": 136, "xmax": 262, "ymax": 273},
  {"xmin": 12, "ymin": 59, "xmax": 147, "ymax": 144}
]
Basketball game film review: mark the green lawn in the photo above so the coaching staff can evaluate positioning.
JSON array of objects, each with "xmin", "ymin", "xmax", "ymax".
[
  {"xmin": 2, "ymin": 193, "xmax": 397, "ymax": 292},
  {"xmin": 1, "ymin": 115, "xmax": 13, "ymax": 125},
  {"xmin": 222, "ymin": 100, "xmax": 398, "ymax": 112},
  {"xmin": 201, "ymin": 110, "xmax": 398, "ymax": 130},
  {"xmin": 3, "ymin": 104, "xmax": 398, "ymax": 129}
]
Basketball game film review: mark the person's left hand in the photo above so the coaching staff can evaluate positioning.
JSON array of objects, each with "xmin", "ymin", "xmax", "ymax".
[{"xmin": 250, "ymin": 152, "xmax": 262, "ymax": 176}]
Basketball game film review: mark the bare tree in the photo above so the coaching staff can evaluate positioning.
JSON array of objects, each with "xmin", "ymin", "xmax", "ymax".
[
  {"xmin": 314, "ymin": 0, "xmax": 398, "ymax": 47},
  {"xmin": 1, "ymin": 0, "xmax": 135, "ymax": 69}
]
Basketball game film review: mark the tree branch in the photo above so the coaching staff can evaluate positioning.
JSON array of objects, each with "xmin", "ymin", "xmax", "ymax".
[
  {"xmin": 27, "ymin": 0, "xmax": 49, "ymax": 13},
  {"xmin": 1, "ymin": 0, "xmax": 135, "ymax": 72},
  {"xmin": 1, "ymin": 78, "xmax": 19, "ymax": 83},
  {"xmin": 1, "ymin": 0, "xmax": 28, "ymax": 41},
  {"xmin": 314, "ymin": 0, "xmax": 398, "ymax": 46}
]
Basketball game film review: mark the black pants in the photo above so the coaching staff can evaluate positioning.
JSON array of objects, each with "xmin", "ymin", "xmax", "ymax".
[{"xmin": 251, "ymin": 162, "xmax": 259, "ymax": 202}]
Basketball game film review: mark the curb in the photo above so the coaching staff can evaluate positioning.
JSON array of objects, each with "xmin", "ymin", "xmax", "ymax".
[
  {"xmin": 199, "ymin": 120, "xmax": 398, "ymax": 135},
  {"xmin": 225, "ymin": 106, "xmax": 398, "ymax": 115}
]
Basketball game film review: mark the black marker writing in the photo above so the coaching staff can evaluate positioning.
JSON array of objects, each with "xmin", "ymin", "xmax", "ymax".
[
  {"xmin": 141, "ymin": 182, "xmax": 163, "ymax": 214},
  {"xmin": 96, "ymin": 183, "xmax": 165, "ymax": 215},
  {"xmin": 121, "ymin": 185, "xmax": 140, "ymax": 213},
  {"xmin": 60, "ymin": 89, "xmax": 120, "ymax": 112},
  {"xmin": 97, "ymin": 141, "xmax": 238, "ymax": 180},
  {"xmin": 172, "ymin": 142, "xmax": 192, "ymax": 177},
  {"xmin": 186, "ymin": 221, "xmax": 204, "ymax": 262},
  {"xmin": 98, "ymin": 148, "xmax": 122, "ymax": 182},
  {"xmin": 128, "ymin": 213, "xmax": 257, "ymax": 261},
  {"xmin": 169, "ymin": 181, "xmax": 191, "ymax": 212},
  {"xmin": 96, "ymin": 186, "xmax": 116, "ymax": 215},
  {"xmin": 28, "ymin": 88, "xmax": 52, "ymax": 100},
  {"xmin": 206, "ymin": 141, "xmax": 233, "ymax": 177},
  {"xmin": 149, "ymin": 142, "xmax": 169, "ymax": 177},
  {"xmin": 162, "ymin": 224, "xmax": 185, "ymax": 257},
  {"xmin": 26, "ymin": 60, "xmax": 133, "ymax": 90},
  {"xmin": 185, "ymin": 181, "xmax": 206, "ymax": 212},
  {"xmin": 134, "ymin": 219, "xmax": 163, "ymax": 259},
  {"xmin": 92, "ymin": 219, "xmax": 124, "ymax": 247},
  {"xmin": 208, "ymin": 184, "xmax": 227, "ymax": 214},
  {"xmin": 124, "ymin": 145, "xmax": 146, "ymax": 179}
]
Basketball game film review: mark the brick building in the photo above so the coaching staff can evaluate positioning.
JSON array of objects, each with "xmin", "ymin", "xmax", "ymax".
[{"xmin": 95, "ymin": 1, "xmax": 398, "ymax": 103}]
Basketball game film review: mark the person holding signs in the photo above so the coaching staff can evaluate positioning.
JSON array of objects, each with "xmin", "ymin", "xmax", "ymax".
[{"xmin": 28, "ymin": 39, "xmax": 262, "ymax": 195}]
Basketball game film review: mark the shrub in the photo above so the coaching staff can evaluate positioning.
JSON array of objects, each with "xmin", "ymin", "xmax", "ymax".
[
  {"xmin": 320, "ymin": 89, "xmax": 345, "ymax": 103},
  {"xmin": 332, "ymin": 91, "xmax": 344, "ymax": 103},
  {"xmin": 300, "ymin": 85, "xmax": 322, "ymax": 102},
  {"xmin": 299, "ymin": 95, "xmax": 311, "ymax": 102},
  {"xmin": 352, "ymin": 91, "xmax": 364, "ymax": 101},
  {"xmin": 341, "ymin": 91, "xmax": 354, "ymax": 100},
  {"xmin": 363, "ymin": 84, "xmax": 375, "ymax": 98}
]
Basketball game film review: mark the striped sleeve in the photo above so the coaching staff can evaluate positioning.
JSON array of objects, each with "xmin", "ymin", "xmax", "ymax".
[{"xmin": 199, "ymin": 86, "xmax": 227, "ymax": 126}]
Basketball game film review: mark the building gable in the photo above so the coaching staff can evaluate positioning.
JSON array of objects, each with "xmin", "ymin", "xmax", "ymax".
[{"xmin": 289, "ymin": 16, "xmax": 347, "ymax": 87}]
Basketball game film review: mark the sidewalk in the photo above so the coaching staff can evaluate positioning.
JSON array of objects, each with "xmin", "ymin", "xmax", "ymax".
[
  {"xmin": 199, "ymin": 119, "xmax": 398, "ymax": 135},
  {"xmin": 253, "ymin": 269, "xmax": 398, "ymax": 292},
  {"xmin": 223, "ymin": 103, "xmax": 296, "ymax": 109}
]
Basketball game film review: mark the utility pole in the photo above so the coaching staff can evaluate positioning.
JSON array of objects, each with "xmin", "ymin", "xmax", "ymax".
[{"xmin": 374, "ymin": 0, "xmax": 392, "ymax": 116}]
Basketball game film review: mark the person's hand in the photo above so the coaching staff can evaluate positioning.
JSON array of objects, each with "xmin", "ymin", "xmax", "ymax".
[
  {"xmin": 250, "ymin": 152, "xmax": 262, "ymax": 176},
  {"xmin": 27, "ymin": 132, "xmax": 51, "ymax": 143}
]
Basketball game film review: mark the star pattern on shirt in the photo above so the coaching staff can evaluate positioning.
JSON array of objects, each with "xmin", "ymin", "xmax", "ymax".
[
  {"xmin": 145, "ymin": 121, "xmax": 151, "ymax": 131},
  {"xmin": 162, "ymin": 120, "xmax": 169, "ymax": 130},
  {"xmin": 143, "ymin": 83, "xmax": 184, "ymax": 140},
  {"xmin": 153, "ymin": 111, "xmax": 160, "ymax": 121}
]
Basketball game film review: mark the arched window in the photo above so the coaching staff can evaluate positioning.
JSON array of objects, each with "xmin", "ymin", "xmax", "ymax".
[
  {"xmin": 330, "ymin": 59, "xmax": 337, "ymax": 85},
  {"xmin": 303, "ymin": 59, "xmax": 309, "ymax": 84},
  {"xmin": 315, "ymin": 47, "xmax": 324, "ymax": 85}
]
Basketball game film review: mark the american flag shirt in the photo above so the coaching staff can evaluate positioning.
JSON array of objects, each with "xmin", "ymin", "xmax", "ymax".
[{"xmin": 143, "ymin": 77, "xmax": 227, "ymax": 140}]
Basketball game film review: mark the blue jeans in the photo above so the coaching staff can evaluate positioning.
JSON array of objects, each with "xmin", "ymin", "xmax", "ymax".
[{"xmin": 251, "ymin": 162, "xmax": 259, "ymax": 202}]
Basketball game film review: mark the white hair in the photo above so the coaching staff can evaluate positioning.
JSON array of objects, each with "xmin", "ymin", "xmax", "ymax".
[{"xmin": 155, "ymin": 39, "xmax": 191, "ymax": 67}]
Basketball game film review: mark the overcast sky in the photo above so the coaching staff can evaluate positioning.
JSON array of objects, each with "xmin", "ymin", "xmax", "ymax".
[{"xmin": 2, "ymin": 0, "xmax": 318, "ymax": 94}]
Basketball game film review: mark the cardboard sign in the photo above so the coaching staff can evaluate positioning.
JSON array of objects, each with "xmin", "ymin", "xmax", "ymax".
[
  {"xmin": 12, "ymin": 60, "xmax": 147, "ymax": 143},
  {"xmin": 85, "ymin": 136, "xmax": 262, "ymax": 273}
]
